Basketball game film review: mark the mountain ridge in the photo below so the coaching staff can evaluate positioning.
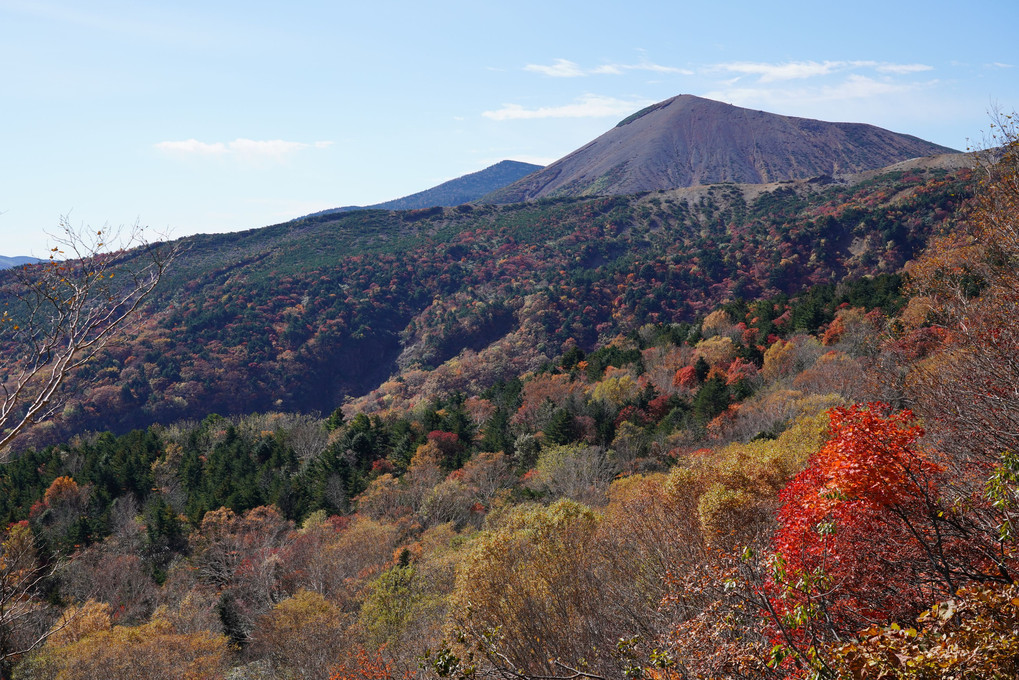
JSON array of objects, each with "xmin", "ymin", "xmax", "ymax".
[
  {"xmin": 306, "ymin": 159, "xmax": 542, "ymax": 218},
  {"xmin": 0, "ymin": 157, "xmax": 975, "ymax": 450},
  {"xmin": 0, "ymin": 256, "xmax": 42, "ymax": 270},
  {"xmin": 0, "ymin": 95, "xmax": 978, "ymax": 448}
]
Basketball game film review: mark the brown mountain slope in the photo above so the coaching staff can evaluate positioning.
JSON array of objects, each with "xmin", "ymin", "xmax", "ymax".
[{"xmin": 484, "ymin": 94, "xmax": 958, "ymax": 202}]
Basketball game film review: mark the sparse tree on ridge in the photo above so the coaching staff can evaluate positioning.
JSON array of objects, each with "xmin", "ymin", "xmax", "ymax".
[{"xmin": 0, "ymin": 217, "xmax": 179, "ymax": 460}]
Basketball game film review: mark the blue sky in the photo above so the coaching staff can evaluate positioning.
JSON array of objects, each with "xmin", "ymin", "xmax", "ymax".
[{"xmin": 2, "ymin": 0, "xmax": 1017, "ymax": 255}]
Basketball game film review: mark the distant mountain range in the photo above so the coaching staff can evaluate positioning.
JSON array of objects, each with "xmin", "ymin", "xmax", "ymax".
[
  {"xmin": 306, "ymin": 160, "xmax": 543, "ymax": 217},
  {"xmin": 0, "ymin": 256, "xmax": 41, "ymax": 269},
  {"xmin": 484, "ymin": 94, "xmax": 958, "ymax": 203}
]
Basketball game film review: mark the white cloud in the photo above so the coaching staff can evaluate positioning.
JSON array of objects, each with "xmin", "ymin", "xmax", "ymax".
[
  {"xmin": 875, "ymin": 63, "xmax": 934, "ymax": 74},
  {"xmin": 828, "ymin": 74, "xmax": 917, "ymax": 99},
  {"xmin": 524, "ymin": 58, "xmax": 691, "ymax": 78},
  {"xmin": 155, "ymin": 139, "xmax": 228, "ymax": 155},
  {"xmin": 627, "ymin": 62, "xmax": 694, "ymax": 75},
  {"xmin": 712, "ymin": 60, "xmax": 933, "ymax": 82},
  {"xmin": 155, "ymin": 138, "xmax": 333, "ymax": 160},
  {"xmin": 593, "ymin": 61, "xmax": 692, "ymax": 76},
  {"xmin": 524, "ymin": 59, "xmax": 586, "ymax": 77},
  {"xmin": 704, "ymin": 75, "xmax": 933, "ymax": 116},
  {"xmin": 483, "ymin": 94, "xmax": 654, "ymax": 121},
  {"xmin": 716, "ymin": 60, "xmax": 846, "ymax": 82}
]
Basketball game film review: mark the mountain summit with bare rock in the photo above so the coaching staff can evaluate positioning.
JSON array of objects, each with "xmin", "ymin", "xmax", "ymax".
[{"xmin": 484, "ymin": 94, "xmax": 958, "ymax": 202}]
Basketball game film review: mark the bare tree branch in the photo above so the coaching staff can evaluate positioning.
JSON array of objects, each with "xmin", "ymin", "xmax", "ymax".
[{"xmin": 0, "ymin": 217, "xmax": 181, "ymax": 459}]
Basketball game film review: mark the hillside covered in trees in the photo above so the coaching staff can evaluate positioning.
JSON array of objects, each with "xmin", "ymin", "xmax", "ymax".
[
  {"xmin": 3, "ymin": 156, "xmax": 975, "ymax": 450},
  {"xmin": 0, "ymin": 127, "xmax": 1018, "ymax": 680}
]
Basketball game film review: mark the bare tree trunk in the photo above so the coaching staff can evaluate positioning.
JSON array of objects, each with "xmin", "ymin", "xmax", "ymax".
[{"xmin": 0, "ymin": 218, "xmax": 180, "ymax": 459}]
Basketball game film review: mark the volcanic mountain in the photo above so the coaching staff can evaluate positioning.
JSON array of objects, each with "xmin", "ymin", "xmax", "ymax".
[{"xmin": 484, "ymin": 94, "xmax": 958, "ymax": 203}]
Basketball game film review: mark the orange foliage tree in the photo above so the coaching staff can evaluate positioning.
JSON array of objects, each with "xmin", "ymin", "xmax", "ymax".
[
  {"xmin": 330, "ymin": 645, "xmax": 407, "ymax": 680},
  {"xmin": 905, "ymin": 116, "xmax": 1019, "ymax": 465}
]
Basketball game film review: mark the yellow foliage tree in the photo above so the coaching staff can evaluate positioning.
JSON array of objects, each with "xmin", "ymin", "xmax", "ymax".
[
  {"xmin": 693, "ymin": 336, "xmax": 735, "ymax": 367},
  {"xmin": 0, "ymin": 523, "xmax": 56, "ymax": 675},
  {"xmin": 692, "ymin": 410, "xmax": 830, "ymax": 548},
  {"xmin": 44, "ymin": 600, "xmax": 112, "ymax": 648},
  {"xmin": 700, "ymin": 309, "xmax": 733, "ymax": 338},
  {"xmin": 252, "ymin": 589, "xmax": 348, "ymax": 679},
  {"xmin": 589, "ymin": 367, "xmax": 639, "ymax": 407},
  {"xmin": 445, "ymin": 500, "xmax": 604, "ymax": 675},
  {"xmin": 17, "ymin": 609, "xmax": 229, "ymax": 680}
]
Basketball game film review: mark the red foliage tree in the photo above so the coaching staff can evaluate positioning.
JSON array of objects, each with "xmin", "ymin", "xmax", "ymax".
[
  {"xmin": 765, "ymin": 404, "xmax": 1014, "ymax": 672},
  {"xmin": 329, "ymin": 645, "xmax": 406, "ymax": 680},
  {"xmin": 672, "ymin": 366, "xmax": 698, "ymax": 390}
]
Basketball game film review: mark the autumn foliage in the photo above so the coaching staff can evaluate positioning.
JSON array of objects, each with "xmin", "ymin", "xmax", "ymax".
[
  {"xmin": 769, "ymin": 406, "xmax": 942, "ymax": 633},
  {"xmin": 329, "ymin": 646, "xmax": 407, "ymax": 680},
  {"xmin": 765, "ymin": 402, "xmax": 1018, "ymax": 675},
  {"xmin": 3, "ymin": 137, "xmax": 1019, "ymax": 680}
]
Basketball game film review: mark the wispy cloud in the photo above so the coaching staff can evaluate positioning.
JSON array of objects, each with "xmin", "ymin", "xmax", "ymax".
[
  {"xmin": 523, "ymin": 58, "xmax": 691, "ymax": 78},
  {"xmin": 712, "ymin": 60, "xmax": 933, "ymax": 82},
  {"xmin": 829, "ymin": 74, "xmax": 920, "ymax": 99},
  {"xmin": 524, "ymin": 59, "xmax": 586, "ymax": 77},
  {"xmin": 156, "ymin": 139, "xmax": 228, "ymax": 155},
  {"xmin": 483, "ymin": 94, "xmax": 654, "ymax": 121},
  {"xmin": 155, "ymin": 138, "xmax": 333, "ymax": 161},
  {"xmin": 705, "ymin": 74, "xmax": 933, "ymax": 114},
  {"xmin": 597, "ymin": 61, "xmax": 693, "ymax": 75},
  {"xmin": 874, "ymin": 63, "xmax": 934, "ymax": 75},
  {"xmin": 716, "ymin": 60, "xmax": 845, "ymax": 82}
]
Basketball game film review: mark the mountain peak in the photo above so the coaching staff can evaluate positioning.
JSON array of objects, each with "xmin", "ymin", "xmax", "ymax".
[{"xmin": 485, "ymin": 95, "xmax": 957, "ymax": 203}]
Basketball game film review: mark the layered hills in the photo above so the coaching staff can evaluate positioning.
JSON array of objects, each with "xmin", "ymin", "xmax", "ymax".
[
  {"xmin": 0, "ymin": 95, "xmax": 974, "ymax": 447},
  {"xmin": 485, "ymin": 94, "xmax": 957, "ymax": 202},
  {"xmin": 5, "ymin": 160, "xmax": 974, "ymax": 446},
  {"xmin": 0, "ymin": 256, "xmax": 41, "ymax": 269},
  {"xmin": 307, "ymin": 159, "xmax": 542, "ymax": 217}
]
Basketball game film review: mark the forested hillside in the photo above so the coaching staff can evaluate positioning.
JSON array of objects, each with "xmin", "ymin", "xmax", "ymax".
[
  {"xmin": 4, "ymin": 160, "xmax": 973, "ymax": 450},
  {"xmin": 1, "ymin": 132, "xmax": 1018, "ymax": 680}
]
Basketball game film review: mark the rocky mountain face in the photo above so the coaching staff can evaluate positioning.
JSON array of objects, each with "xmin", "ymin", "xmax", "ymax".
[{"xmin": 484, "ymin": 94, "xmax": 957, "ymax": 203}]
